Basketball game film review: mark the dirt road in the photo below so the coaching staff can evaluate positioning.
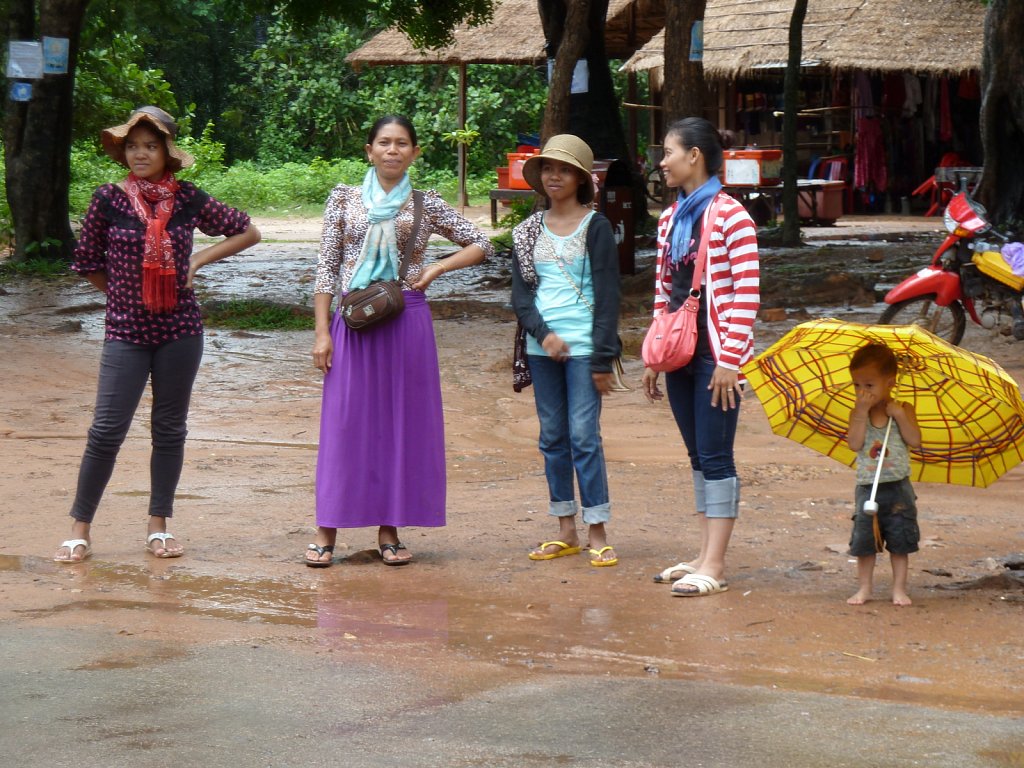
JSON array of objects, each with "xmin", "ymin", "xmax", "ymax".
[{"xmin": 1, "ymin": 216, "xmax": 1023, "ymax": 765}]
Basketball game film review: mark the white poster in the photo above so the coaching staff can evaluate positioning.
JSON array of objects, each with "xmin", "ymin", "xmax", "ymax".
[
  {"xmin": 546, "ymin": 58, "xmax": 590, "ymax": 94},
  {"xmin": 6, "ymin": 41, "xmax": 43, "ymax": 79}
]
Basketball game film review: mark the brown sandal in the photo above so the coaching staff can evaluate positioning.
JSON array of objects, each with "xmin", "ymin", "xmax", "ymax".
[{"xmin": 379, "ymin": 542, "xmax": 412, "ymax": 566}]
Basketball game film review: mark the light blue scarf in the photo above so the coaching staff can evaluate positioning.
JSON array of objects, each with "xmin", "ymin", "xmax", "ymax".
[
  {"xmin": 349, "ymin": 167, "xmax": 413, "ymax": 290},
  {"xmin": 669, "ymin": 176, "xmax": 722, "ymax": 266}
]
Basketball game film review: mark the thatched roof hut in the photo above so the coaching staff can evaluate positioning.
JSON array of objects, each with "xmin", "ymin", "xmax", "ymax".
[
  {"xmin": 346, "ymin": 0, "xmax": 664, "ymax": 67},
  {"xmin": 622, "ymin": 0, "xmax": 985, "ymax": 76}
]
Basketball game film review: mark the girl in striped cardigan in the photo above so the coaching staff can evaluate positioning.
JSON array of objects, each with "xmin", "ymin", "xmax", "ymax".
[{"xmin": 642, "ymin": 118, "xmax": 760, "ymax": 597}]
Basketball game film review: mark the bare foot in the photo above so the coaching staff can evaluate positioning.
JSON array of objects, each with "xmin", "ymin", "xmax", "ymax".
[
  {"xmin": 847, "ymin": 590, "xmax": 872, "ymax": 605},
  {"xmin": 892, "ymin": 591, "xmax": 913, "ymax": 606}
]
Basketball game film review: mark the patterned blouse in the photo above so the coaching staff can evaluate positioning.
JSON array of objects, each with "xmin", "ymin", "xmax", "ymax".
[
  {"xmin": 314, "ymin": 185, "xmax": 493, "ymax": 296},
  {"xmin": 73, "ymin": 182, "xmax": 251, "ymax": 345}
]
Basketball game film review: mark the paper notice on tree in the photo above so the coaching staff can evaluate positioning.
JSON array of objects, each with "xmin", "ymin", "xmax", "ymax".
[
  {"xmin": 6, "ymin": 41, "xmax": 43, "ymax": 79},
  {"xmin": 43, "ymin": 37, "xmax": 70, "ymax": 75}
]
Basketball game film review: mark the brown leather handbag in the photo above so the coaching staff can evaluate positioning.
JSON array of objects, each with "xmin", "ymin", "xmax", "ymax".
[{"xmin": 340, "ymin": 191, "xmax": 423, "ymax": 331}]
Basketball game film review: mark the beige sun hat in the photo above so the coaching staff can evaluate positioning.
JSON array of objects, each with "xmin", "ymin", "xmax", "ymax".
[
  {"xmin": 522, "ymin": 134, "xmax": 595, "ymax": 204},
  {"xmin": 101, "ymin": 106, "xmax": 195, "ymax": 172}
]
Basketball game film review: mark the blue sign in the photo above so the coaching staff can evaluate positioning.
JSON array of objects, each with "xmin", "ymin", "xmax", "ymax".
[
  {"xmin": 690, "ymin": 21, "xmax": 704, "ymax": 62},
  {"xmin": 10, "ymin": 81, "xmax": 32, "ymax": 102},
  {"xmin": 42, "ymin": 37, "xmax": 70, "ymax": 74}
]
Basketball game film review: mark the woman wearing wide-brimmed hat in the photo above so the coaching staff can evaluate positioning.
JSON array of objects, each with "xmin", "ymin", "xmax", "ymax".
[
  {"xmin": 510, "ymin": 134, "xmax": 622, "ymax": 567},
  {"xmin": 304, "ymin": 114, "xmax": 493, "ymax": 567},
  {"xmin": 53, "ymin": 106, "xmax": 260, "ymax": 563}
]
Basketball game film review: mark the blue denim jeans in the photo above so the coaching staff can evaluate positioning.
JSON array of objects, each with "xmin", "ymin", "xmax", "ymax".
[
  {"xmin": 528, "ymin": 354, "xmax": 610, "ymax": 524},
  {"xmin": 665, "ymin": 352, "xmax": 741, "ymax": 518}
]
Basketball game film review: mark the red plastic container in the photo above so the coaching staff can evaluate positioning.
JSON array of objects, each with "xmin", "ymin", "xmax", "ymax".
[
  {"xmin": 722, "ymin": 149, "xmax": 783, "ymax": 186},
  {"xmin": 496, "ymin": 166, "xmax": 510, "ymax": 189},
  {"xmin": 507, "ymin": 150, "xmax": 538, "ymax": 190}
]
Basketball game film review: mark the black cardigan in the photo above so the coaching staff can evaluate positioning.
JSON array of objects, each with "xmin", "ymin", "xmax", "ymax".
[{"xmin": 510, "ymin": 211, "xmax": 621, "ymax": 373}]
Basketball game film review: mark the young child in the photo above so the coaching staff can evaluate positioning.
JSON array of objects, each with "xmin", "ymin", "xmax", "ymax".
[{"xmin": 845, "ymin": 342, "xmax": 922, "ymax": 606}]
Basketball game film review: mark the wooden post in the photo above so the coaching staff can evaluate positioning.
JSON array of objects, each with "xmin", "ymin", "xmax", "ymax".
[{"xmin": 458, "ymin": 63, "xmax": 469, "ymax": 209}]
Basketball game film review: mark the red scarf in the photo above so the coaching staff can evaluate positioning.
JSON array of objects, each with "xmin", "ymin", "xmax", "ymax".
[{"xmin": 124, "ymin": 172, "xmax": 180, "ymax": 313}]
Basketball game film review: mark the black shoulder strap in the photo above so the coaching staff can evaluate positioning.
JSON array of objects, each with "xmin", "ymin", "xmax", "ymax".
[{"xmin": 399, "ymin": 190, "xmax": 424, "ymax": 281}]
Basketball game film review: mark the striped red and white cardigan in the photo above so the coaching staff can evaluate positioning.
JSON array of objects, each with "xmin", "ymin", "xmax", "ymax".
[{"xmin": 653, "ymin": 193, "xmax": 760, "ymax": 374}]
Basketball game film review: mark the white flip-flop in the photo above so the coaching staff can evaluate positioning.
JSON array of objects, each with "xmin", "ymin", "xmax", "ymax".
[
  {"xmin": 54, "ymin": 539, "xmax": 92, "ymax": 563},
  {"xmin": 146, "ymin": 532, "xmax": 183, "ymax": 558}
]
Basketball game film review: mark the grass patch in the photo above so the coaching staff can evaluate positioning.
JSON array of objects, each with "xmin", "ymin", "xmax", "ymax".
[
  {"xmin": 203, "ymin": 299, "xmax": 314, "ymax": 331},
  {"xmin": 0, "ymin": 256, "xmax": 71, "ymax": 281}
]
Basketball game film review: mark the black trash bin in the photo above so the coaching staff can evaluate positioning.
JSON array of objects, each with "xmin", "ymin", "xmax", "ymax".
[{"xmin": 592, "ymin": 159, "xmax": 636, "ymax": 275}]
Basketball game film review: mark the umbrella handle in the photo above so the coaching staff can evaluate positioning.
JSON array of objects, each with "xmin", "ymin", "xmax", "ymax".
[{"xmin": 863, "ymin": 416, "xmax": 893, "ymax": 516}]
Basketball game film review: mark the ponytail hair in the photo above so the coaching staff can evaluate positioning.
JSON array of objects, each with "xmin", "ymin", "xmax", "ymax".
[{"xmin": 664, "ymin": 117, "xmax": 733, "ymax": 175}]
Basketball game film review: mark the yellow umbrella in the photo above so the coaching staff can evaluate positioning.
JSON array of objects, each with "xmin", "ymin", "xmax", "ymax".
[{"xmin": 741, "ymin": 318, "xmax": 1024, "ymax": 488}]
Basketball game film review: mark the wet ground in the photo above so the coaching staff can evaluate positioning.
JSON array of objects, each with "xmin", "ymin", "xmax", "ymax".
[{"xmin": 1, "ymin": 210, "xmax": 1023, "ymax": 766}]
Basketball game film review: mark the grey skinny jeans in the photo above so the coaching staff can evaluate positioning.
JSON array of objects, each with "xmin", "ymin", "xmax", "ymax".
[{"xmin": 69, "ymin": 335, "xmax": 203, "ymax": 523}]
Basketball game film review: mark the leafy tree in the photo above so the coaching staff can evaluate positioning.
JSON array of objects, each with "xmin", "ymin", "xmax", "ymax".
[
  {"xmin": 2, "ymin": 0, "xmax": 497, "ymax": 262},
  {"xmin": 73, "ymin": 17, "xmax": 180, "ymax": 143},
  {"xmin": 232, "ymin": 14, "xmax": 546, "ymax": 173},
  {"xmin": 3, "ymin": 0, "xmax": 91, "ymax": 261}
]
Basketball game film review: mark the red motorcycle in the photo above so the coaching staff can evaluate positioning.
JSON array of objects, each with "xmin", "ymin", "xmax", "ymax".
[{"xmin": 880, "ymin": 191, "xmax": 1024, "ymax": 345}]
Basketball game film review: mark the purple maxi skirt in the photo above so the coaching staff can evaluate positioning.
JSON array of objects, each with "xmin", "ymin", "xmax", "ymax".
[{"xmin": 315, "ymin": 291, "xmax": 446, "ymax": 528}]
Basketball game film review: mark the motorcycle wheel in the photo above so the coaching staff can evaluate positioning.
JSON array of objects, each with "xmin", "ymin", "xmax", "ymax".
[{"xmin": 879, "ymin": 296, "xmax": 966, "ymax": 345}]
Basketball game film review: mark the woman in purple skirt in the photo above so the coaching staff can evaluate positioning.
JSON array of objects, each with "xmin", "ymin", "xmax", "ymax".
[{"xmin": 305, "ymin": 115, "xmax": 493, "ymax": 567}]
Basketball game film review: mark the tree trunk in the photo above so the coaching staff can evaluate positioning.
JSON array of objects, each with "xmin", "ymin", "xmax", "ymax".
[
  {"xmin": 662, "ymin": 0, "xmax": 706, "ymax": 125},
  {"xmin": 781, "ymin": 0, "xmax": 807, "ymax": 247},
  {"xmin": 977, "ymin": 0, "xmax": 1024, "ymax": 226},
  {"xmin": 4, "ymin": 0, "xmax": 90, "ymax": 262},
  {"xmin": 538, "ymin": 0, "xmax": 591, "ymax": 142},
  {"xmin": 538, "ymin": 0, "xmax": 642, "ymax": 217}
]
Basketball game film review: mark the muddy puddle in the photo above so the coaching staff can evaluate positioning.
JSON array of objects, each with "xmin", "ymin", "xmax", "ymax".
[{"xmin": 5, "ymin": 549, "xmax": 1023, "ymax": 714}]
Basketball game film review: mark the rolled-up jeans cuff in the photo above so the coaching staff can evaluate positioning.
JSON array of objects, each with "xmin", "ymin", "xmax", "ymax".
[
  {"xmin": 549, "ymin": 500, "xmax": 578, "ymax": 518},
  {"xmin": 705, "ymin": 477, "xmax": 740, "ymax": 519},
  {"xmin": 581, "ymin": 502, "xmax": 611, "ymax": 526},
  {"xmin": 692, "ymin": 469, "xmax": 706, "ymax": 514}
]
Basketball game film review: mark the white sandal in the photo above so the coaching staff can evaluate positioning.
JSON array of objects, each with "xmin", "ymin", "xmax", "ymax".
[
  {"xmin": 671, "ymin": 573, "xmax": 729, "ymax": 597},
  {"xmin": 652, "ymin": 562, "xmax": 696, "ymax": 583},
  {"xmin": 146, "ymin": 532, "xmax": 183, "ymax": 558},
  {"xmin": 54, "ymin": 539, "xmax": 92, "ymax": 563}
]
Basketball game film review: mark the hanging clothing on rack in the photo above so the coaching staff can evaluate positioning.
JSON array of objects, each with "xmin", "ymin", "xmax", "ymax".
[
  {"xmin": 855, "ymin": 117, "xmax": 887, "ymax": 192},
  {"xmin": 939, "ymin": 77, "xmax": 953, "ymax": 143}
]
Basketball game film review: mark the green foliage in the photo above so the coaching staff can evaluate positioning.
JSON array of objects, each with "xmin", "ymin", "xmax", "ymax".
[
  {"xmin": 203, "ymin": 299, "xmax": 314, "ymax": 330},
  {"xmin": 73, "ymin": 17, "xmax": 182, "ymax": 142},
  {"xmin": 265, "ymin": 0, "xmax": 496, "ymax": 48},
  {"xmin": 232, "ymin": 15, "xmax": 545, "ymax": 175},
  {"xmin": 69, "ymin": 143, "xmax": 123, "ymax": 215},
  {"xmin": 0, "ymin": 149, "xmax": 11, "ymax": 251},
  {"xmin": 0, "ymin": 256, "xmax": 70, "ymax": 280},
  {"xmin": 232, "ymin": 18, "xmax": 370, "ymax": 164}
]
